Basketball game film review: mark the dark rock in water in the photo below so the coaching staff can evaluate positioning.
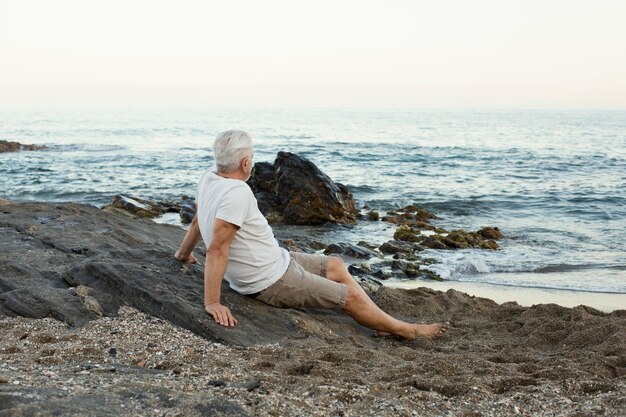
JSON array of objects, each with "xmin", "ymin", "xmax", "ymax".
[
  {"xmin": 382, "ymin": 204, "xmax": 437, "ymax": 228},
  {"xmin": 393, "ymin": 225, "xmax": 500, "ymax": 251},
  {"xmin": 420, "ymin": 236, "xmax": 448, "ymax": 250},
  {"xmin": 356, "ymin": 241, "xmax": 378, "ymax": 250},
  {"xmin": 307, "ymin": 241, "xmax": 328, "ymax": 251},
  {"xmin": 348, "ymin": 263, "xmax": 373, "ymax": 277},
  {"xmin": 103, "ymin": 194, "xmax": 165, "ymax": 218},
  {"xmin": 0, "ymin": 202, "xmax": 374, "ymax": 347},
  {"xmin": 323, "ymin": 243, "xmax": 379, "ymax": 259},
  {"xmin": 0, "ymin": 140, "xmax": 47, "ymax": 153},
  {"xmin": 393, "ymin": 225, "xmax": 423, "ymax": 242},
  {"xmin": 247, "ymin": 152, "xmax": 358, "ymax": 225},
  {"xmin": 391, "ymin": 260, "xmax": 443, "ymax": 281},
  {"xmin": 366, "ymin": 211, "xmax": 380, "ymax": 221},
  {"xmin": 477, "ymin": 226, "xmax": 503, "ymax": 240},
  {"xmin": 378, "ymin": 240, "xmax": 416, "ymax": 255},
  {"xmin": 247, "ymin": 162, "xmax": 282, "ymax": 217},
  {"xmin": 179, "ymin": 197, "xmax": 196, "ymax": 224},
  {"xmin": 102, "ymin": 194, "xmax": 200, "ymax": 224},
  {"xmin": 444, "ymin": 229, "xmax": 499, "ymax": 250},
  {"xmin": 247, "ymin": 162, "xmax": 276, "ymax": 193}
]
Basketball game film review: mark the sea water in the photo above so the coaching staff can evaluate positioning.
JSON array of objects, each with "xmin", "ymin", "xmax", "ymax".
[{"xmin": 1, "ymin": 106, "xmax": 625, "ymax": 296}]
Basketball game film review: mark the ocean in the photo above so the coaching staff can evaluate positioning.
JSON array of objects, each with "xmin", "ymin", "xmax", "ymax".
[{"xmin": 1, "ymin": 106, "xmax": 625, "ymax": 297}]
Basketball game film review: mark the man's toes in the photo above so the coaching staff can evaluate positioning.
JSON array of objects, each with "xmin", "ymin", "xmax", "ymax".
[{"xmin": 437, "ymin": 322, "xmax": 450, "ymax": 336}]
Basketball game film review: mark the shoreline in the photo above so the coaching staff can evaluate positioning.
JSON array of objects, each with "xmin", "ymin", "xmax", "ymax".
[
  {"xmin": 1, "ymin": 201, "xmax": 625, "ymax": 416},
  {"xmin": 385, "ymin": 278, "xmax": 626, "ymax": 312}
]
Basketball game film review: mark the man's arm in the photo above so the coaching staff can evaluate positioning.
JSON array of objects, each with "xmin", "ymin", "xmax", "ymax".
[
  {"xmin": 175, "ymin": 212, "xmax": 201, "ymax": 264},
  {"xmin": 204, "ymin": 218, "xmax": 239, "ymax": 327}
]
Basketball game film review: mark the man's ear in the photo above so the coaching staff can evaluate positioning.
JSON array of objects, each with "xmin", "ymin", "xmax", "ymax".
[{"xmin": 241, "ymin": 157, "xmax": 250, "ymax": 172}]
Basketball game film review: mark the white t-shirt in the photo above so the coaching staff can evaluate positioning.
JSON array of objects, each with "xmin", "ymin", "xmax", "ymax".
[{"xmin": 196, "ymin": 167, "xmax": 290, "ymax": 295}]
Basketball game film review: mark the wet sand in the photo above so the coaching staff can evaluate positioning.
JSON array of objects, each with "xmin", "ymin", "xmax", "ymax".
[{"xmin": 386, "ymin": 279, "xmax": 626, "ymax": 313}]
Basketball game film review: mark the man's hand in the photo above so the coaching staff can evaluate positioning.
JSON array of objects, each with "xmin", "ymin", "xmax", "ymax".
[
  {"xmin": 175, "ymin": 250, "xmax": 198, "ymax": 264},
  {"xmin": 205, "ymin": 303, "xmax": 238, "ymax": 327}
]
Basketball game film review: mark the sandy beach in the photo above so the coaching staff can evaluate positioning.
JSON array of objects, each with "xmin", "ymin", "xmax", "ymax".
[
  {"xmin": 386, "ymin": 279, "xmax": 626, "ymax": 313},
  {"xmin": 0, "ymin": 199, "xmax": 625, "ymax": 416},
  {"xmin": 2, "ymin": 290, "xmax": 625, "ymax": 416}
]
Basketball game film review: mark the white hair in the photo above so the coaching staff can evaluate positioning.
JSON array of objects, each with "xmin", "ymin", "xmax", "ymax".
[{"xmin": 213, "ymin": 130, "xmax": 253, "ymax": 173}]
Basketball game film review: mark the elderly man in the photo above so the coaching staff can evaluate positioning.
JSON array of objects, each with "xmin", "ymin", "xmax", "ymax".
[{"xmin": 175, "ymin": 130, "xmax": 449, "ymax": 340}]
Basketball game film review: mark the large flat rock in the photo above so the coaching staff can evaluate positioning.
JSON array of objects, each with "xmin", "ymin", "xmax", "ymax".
[{"xmin": 0, "ymin": 202, "xmax": 367, "ymax": 347}]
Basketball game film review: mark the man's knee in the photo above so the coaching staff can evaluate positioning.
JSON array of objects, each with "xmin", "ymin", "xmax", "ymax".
[
  {"xmin": 327, "ymin": 256, "xmax": 345, "ymax": 274},
  {"xmin": 344, "ymin": 284, "xmax": 367, "ymax": 311}
]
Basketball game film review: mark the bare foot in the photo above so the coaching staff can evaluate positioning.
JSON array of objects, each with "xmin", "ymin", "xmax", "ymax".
[
  {"xmin": 374, "ymin": 322, "xmax": 450, "ymax": 340},
  {"xmin": 412, "ymin": 322, "xmax": 450, "ymax": 340}
]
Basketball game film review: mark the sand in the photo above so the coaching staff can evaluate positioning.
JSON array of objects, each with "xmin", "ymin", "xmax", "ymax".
[{"xmin": 2, "ymin": 288, "xmax": 625, "ymax": 416}]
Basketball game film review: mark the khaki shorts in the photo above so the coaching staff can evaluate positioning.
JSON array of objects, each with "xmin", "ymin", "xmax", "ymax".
[{"xmin": 255, "ymin": 252, "xmax": 348, "ymax": 310}]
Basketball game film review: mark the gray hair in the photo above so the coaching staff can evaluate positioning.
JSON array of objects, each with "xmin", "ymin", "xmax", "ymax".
[{"xmin": 213, "ymin": 130, "xmax": 253, "ymax": 173}]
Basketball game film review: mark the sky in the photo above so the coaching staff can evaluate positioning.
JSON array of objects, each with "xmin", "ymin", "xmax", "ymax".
[{"xmin": 1, "ymin": 0, "xmax": 625, "ymax": 109}]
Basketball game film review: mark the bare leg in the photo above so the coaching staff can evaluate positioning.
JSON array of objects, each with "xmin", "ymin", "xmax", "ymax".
[{"xmin": 326, "ymin": 257, "xmax": 449, "ymax": 340}]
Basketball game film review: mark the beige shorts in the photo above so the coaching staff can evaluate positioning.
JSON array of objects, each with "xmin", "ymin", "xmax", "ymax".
[{"xmin": 255, "ymin": 252, "xmax": 348, "ymax": 310}]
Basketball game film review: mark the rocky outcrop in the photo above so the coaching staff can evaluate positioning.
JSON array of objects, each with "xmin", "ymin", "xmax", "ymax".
[
  {"xmin": 393, "ymin": 226, "xmax": 502, "ymax": 250},
  {"xmin": 102, "ymin": 194, "xmax": 196, "ymax": 224},
  {"xmin": 0, "ymin": 140, "xmax": 47, "ymax": 153},
  {"xmin": 382, "ymin": 204, "xmax": 439, "ymax": 229},
  {"xmin": 0, "ymin": 202, "xmax": 373, "ymax": 347},
  {"xmin": 381, "ymin": 205, "xmax": 503, "ymax": 251},
  {"xmin": 247, "ymin": 152, "xmax": 358, "ymax": 225},
  {"xmin": 323, "ymin": 242, "xmax": 380, "ymax": 259},
  {"xmin": 102, "ymin": 194, "xmax": 166, "ymax": 218},
  {"xmin": 104, "ymin": 152, "xmax": 357, "ymax": 227}
]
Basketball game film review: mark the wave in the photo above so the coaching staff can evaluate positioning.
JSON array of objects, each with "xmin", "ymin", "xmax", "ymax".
[
  {"xmin": 532, "ymin": 263, "xmax": 626, "ymax": 273},
  {"xmin": 447, "ymin": 278, "xmax": 626, "ymax": 295},
  {"xmin": 52, "ymin": 144, "xmax": 128, "ymax": 152}
]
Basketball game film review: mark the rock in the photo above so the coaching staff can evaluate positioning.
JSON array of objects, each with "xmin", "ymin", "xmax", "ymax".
[
  {"xmin": 444, "ymin": 230, "xmax": 499, "ymax": 251},
  {"xmin": 382, "ymin": 204, "xmax": 437, "ymax": 228},
  {"xmin": 108, "ymin": 348, "xmax": 117, "ymax": 356},
  {"xmin": 233, "ymin": 379, "xmax": 261, "ymax": 392},
  {"xmin": 393, "ymin": 226, "xmax": 500, "ymax": 251},
  {"xmin": 264, "ymin": 212, "xmax": 283, "ymax": 224},
  {"xmin": 81, "ymin": 295, "xmax": 104, "ymax": 317},
  {"xmin": 74, "ymin": 285, "xmax": 92, "ymax": 297},
  {"xmin": 280, "ymin": 239, "xmax": 302, "ymax": 252},
  {"xmin": 378, "ymin": 240, "xmax": 416, "ymax": 255},
  {"xmin": 103, "ymin": 194, "xmax": 165, "ymax": 218},
  {"xmin": 247, "ymin": 152, "xmax": 358, "ymax": 225},
  {"xmin": 179, "ymin": 198, "xmax": 196, "ymax": 224},
  {"xmin": 367, "ymin": 211, "xmax": 380, "ymax": 221},
  {"xmin": 323, "ymin": 243, "xmax": 379, "ymax": 259},
  {"xmin": 478, "ymin": 226, "xmax": 503, "ymax": 240},
  {"xmin": 393, "ymin": 225, "xmax": 422, "ymax": 242},
  {"xmin": 391, "ymin": 260, "xmax": 443, "ymax": 281},
  {"xmin": 419, "ymin": 236, "xmax": 448, "ymax": 250},
  {"xmin": 356, "ymin": 241, "xmax": 378, "ymax": 250},
  {"xmin": 348, "ymin": 263, "xmax": 373, "ymax": 276},
  {"xmin": 307, "ymin": 241, "xmax": 328, "ymax": 251},
  {"xmin": 0, "ymin": 140, "xmax": 47, "ymax": 153},
  {"xmin": 0, "ymin": 202, "xmax": 376, "ymax": 347}
]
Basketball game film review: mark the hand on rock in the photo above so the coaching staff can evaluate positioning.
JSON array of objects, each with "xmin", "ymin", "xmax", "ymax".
[
  {"xmin": 175, "ymin": 250, "xmax": 198, "ymax": 264},
  {"xmin": 205, "ymin": 303, "xmax": 238, "ymax": 327}
]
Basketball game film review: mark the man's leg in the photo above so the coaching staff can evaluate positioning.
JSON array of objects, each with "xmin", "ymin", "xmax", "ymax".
[{"xmin": 326, "ymin": 257, "xmax": 449, "ymax": 340}]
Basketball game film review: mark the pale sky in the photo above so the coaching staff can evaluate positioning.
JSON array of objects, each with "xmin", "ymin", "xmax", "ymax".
[{"xmin": 1, "ymin": 0, "xmax": 625, "ymax": 108}]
